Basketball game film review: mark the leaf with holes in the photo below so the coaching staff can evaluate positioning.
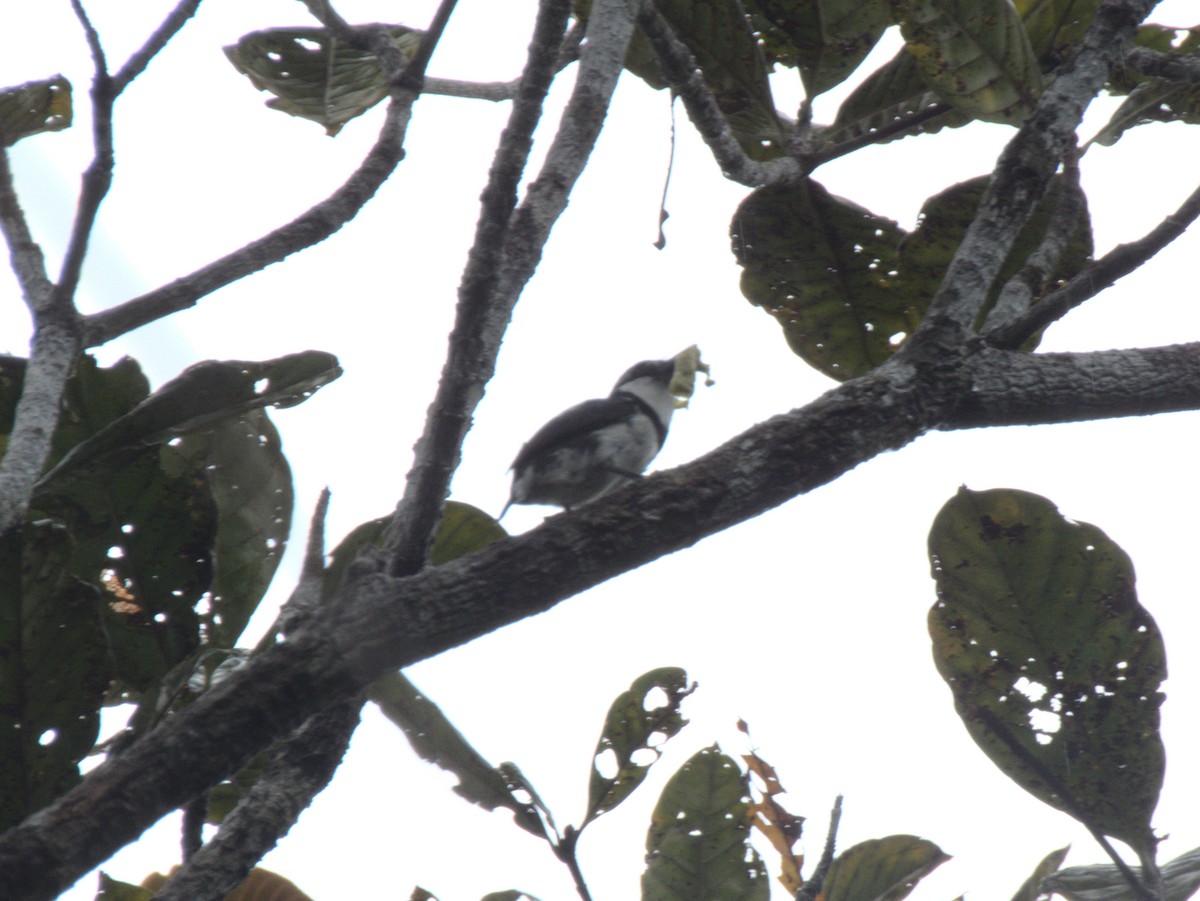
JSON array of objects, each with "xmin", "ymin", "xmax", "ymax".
[
  {"xmin": 928, "ymin": 487, "xmax": 1165, "ymax": 857},
  {"xmin": 654, "ymin": 0, "xmax": 785, "ymax": 159},
  {"xmin": 732, "ymin": 179, "xmax": 914, "ymax": 380},
  {"xmin": 894, "ymin": 0, "xmax": 1043, "ymax": 124},
  {"xmin": 225, "ymin": 26, "xmax": 421, "ymax": 134},
  {"xmin": 747, "ymin": 0, "xmax": 892, "ymax": 98},
  {"xmin": 822, "ymin": 48, "xmax": 969, "ymax": 151},
  {"xmin": 0, "ymin": 76, "xmax": 71, "ymax": 147},
  {"xmin": 896, "ymin": 174, "xmax": 1092, "ymax": 339},
  {"xmin": 642, "ymin": 745, "xmax": 768, "ymax": 901},
  {"xmin": 583, "ymin": 667, "xmax": 695, "ymax": 827},
  {"xmin": 822, "ymin": 835, "xmax": 950, "ymax": 901}
]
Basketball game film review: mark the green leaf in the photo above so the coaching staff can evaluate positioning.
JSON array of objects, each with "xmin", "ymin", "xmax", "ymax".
[
  {"xmin": 822, "ymin": 48, "xmax": 968, "ymax": 149},
  {"xmin": 0, "ymin": 523, "xmax": 109, "ymax": 832},
  {"xmin": 654, "ymin": 0, "xmax": 785, "ymax": 160},
  {"xmin": 95, "ymin": 873, "xmax": 154, "ymax": 901},
  {"xmin": 643, "ymin": 745, "xmax": 768, "ymax": 901},
  {"xmin": 583, "ymin": 667, "xmax": 695, "ymax": 826},
  {"xmin": 928, "ymin": 487, "xmax": 1165, "ymax": 855},
  {"xmin": 1014, "ymin": 0, "xmax": 1101, "ymax": 61},
  {"xmin": 822, "ymin": 835, "xmax": 950, "ymax": 901},
  {"xmin": 183, "ymin": 412, "xmax": 292, "ymax": 648},
  {"xmin": 1090, "ymin": 28, "xmax": 1200, "ymax": 147},
  {"xmin": 429, "ymin": 501, "xmax": 507, "ymax": 567},
  {"xmin": 367, "ymin": 672, "xmax": 546, "ymax": 839},
  {"xmin": 0, "ymin": 76, "xmax": 71, "ymax": 147},
  {"xmin": 748, "ymin": 0, "xmax": 892, "ymax": 97},
  {"xmin": 896, "ymin": 173, "xmax": 1092, "ymax": 338},
  {"xmin": 1010, "ymin": 846, "xmax": 1069, "ymax": 901},
  {"xmin": 732, "ymin": 178, "xmax": 913, "ymax": 380},
  {"xmin": 224, "ymin": 26, "xmax": 421, "ymax": 135},
  {"xmin": 894, "ymin": 0, "xmax": 1043, "ymax": 124},
  {"xmin": 37, "ymin": 351, "xmax": 340, "ymax": 491}
]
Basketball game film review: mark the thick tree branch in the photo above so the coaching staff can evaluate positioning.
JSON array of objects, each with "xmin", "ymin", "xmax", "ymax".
[
  {"xmin": 631, "ymin": 0, "xmax": 802, "ymax": 187},
  {"xmin": 1123, "ymin": 46, "xmax": 1200, "ymax": 85},
  {"xmin": 949, "ymin": 342, "xmax": 1200, "ymax": 427},
  {"xmin": 987, "ymin": 179, "xmax": 1200, "ymax": 349},
  {"xmin": 154, "ymin": 698, "xmax": 363, "ymax": 901},
  {"xmin": 916, "ymin": 0, "xmax": 1158, "ymax": 337},
  {"xmin": 984, "ymin": 147, "xmax": 1085, "ymax": 332},
  {"xmin": 5, "ymin": 330, "xmax": 1200, "ymax": 897},
  {"xmin": 0, "ymin": 133, "xmax": 81, "ymax": 537}
]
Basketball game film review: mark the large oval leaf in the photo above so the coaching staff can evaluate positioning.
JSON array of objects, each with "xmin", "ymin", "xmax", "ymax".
[
  {"xmin": 896, "ymin": 173, "xmax": 1092, "ymax": 339},
  {"xmin": 895, "ymin": 0, "xmax": 1043, "ymax": 124},
  {"xmin": 642, "ymin": 745, "xmax": 768, "ymax": 901},
  {"xmin": 732, "ymin": 179, "xmax": 913, "ymax": 380},
  {"xmin": 822, "ymin": 835, "xmax": 949, "ymax": 901},
  {"xmin": 748, "ymin": 0, "xmax": 892, "ymax": 98},
  {"xmin": 928, "ymin": 487, "xmax": 1165, "ymax": 856},
  {"xmin": 654, "ymin": 0, "xmax": 785, "ymax": 159}
]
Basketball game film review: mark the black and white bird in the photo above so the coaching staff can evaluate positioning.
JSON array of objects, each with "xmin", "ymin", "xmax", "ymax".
[{"xmin": 501, "ymin": 357, "xmax": 679, "ymax": 517}]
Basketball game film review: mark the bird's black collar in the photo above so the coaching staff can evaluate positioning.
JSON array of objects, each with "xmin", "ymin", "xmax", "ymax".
[{"xmin": 619, "ymin": 391, "xmax": 668, "ymax": 446}]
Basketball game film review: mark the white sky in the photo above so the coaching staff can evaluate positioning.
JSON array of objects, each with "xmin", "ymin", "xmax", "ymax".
[{"xmin": 5, "ymin": 1, "xmax": 1200, "ymax": 899}]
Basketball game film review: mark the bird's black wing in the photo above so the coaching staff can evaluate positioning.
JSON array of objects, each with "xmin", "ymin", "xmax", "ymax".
[{"xmin": 511, "ymin": 396, "xmax": 641, "ymax": 472}]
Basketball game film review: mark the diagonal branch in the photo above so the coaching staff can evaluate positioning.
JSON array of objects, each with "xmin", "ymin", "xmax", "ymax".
[
  {"xmin": 987, "ymin": 179, "xmax": 1200, "ymax": 349},
  {"xmin": 112, "ymin": 0, "xmax": 203, "ymax": 94},
  {"xmin": 631, "ymin": 0, "xmax": 801, "ymax": 188},
  {"xmin": 384, "ymin": 0, "xmax": 619, "ymax": 573},
  {"xmin": 79, "ymin": 98, "xmax": 410, "ymax": 347},
  {"xmin": 6, "ymin": 330, "xmax": 1200, "ymax": 898},
  {"xmin": 983, "ymin": 145, "xmax": 1086, "ymax": 333},
  {"xmin": 914, "ymin": 0, "xmax": 1158, "ymax": 339}
]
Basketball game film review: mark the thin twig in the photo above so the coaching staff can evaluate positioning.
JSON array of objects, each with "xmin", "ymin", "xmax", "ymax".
[
  {"xmin": 113, "ymin": 0, "xmax": 203, "ymax": 93},
  {"xmin": 80, "ymin": 98, "xmax": 409, "ymax": 347},
  {"xmin": 631, "ymin": 0, "xmax": 800, "ymax": 187},
  {"xmin": 795, "ymin": 796, "xmax": 843, "ymax": 901},
  {"xmin": 393, "ymin": 0, "xmax": 460, "ymax": 92},
  {"xmin": 805, "ymin": 103, "xmax": 954, "ymax": 169},
  {"xmin": 987, "ymin": 179, "xmax": 1200, "ymax": 348}
]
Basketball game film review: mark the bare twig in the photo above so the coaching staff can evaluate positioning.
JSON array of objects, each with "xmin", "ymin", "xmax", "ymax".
[
  {"xmin": 80, "ymin": 98, "xmax": 409, "ymax": 347},
  {"xmin": 631, "ymin": 0, "xmax": 801, "ymax": 187},
  {"xmin": 795, "ymin": 796, "xmax": 843, "ymax": 901},
  {"xmin": 805, "ymin": 102, "xmax": 954, "ymax": 169},
  {"xmin": 393, "ymin": 0, "xmax": 460, "ymax": 92},
  {"xmin": 987, "ymin": 179, "xmax": 1200, "ymax": 348},
  {"xmin": 113, "ymin": 0, "xmax": 203, "ymax": 93}
]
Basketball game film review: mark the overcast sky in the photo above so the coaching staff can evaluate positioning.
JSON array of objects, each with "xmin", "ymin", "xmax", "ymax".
[{"xmin": 5, "ymin": 1, "xmax": 1200, "ymax": 899}]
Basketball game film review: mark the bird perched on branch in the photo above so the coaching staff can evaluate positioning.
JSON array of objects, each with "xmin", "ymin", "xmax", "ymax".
[{"xmin": 501, "ymin": 347, "xmax": 709, "ymax": 518}]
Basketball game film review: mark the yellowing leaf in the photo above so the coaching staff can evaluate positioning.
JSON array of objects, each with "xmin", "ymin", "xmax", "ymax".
[{"xmin": 0, "ymin": 76, "xmax": 71, "ymax": 147}]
